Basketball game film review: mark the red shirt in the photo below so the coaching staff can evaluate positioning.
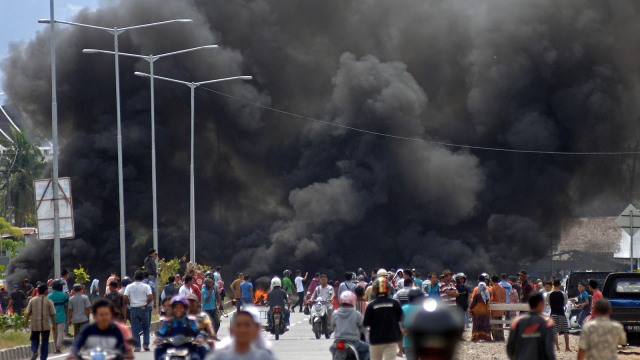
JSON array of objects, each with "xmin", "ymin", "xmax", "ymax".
[
  {"xmin": 590, "ymin": 289, "xmax": 603, "ymax": 317},
  {"xmin": 190, "ymin": 284, "xmax": 202, "ymax": 302}
]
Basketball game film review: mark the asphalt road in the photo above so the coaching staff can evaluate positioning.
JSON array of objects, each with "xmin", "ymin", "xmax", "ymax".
[{"xmin": 59, "ymin": 307, "xmax": 334, "ymax": 360}]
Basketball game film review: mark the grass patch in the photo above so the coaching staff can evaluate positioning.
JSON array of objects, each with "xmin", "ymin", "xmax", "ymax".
[{"xmin": 0, "ymin": 330, "xmax": 30, "ymax": 349}]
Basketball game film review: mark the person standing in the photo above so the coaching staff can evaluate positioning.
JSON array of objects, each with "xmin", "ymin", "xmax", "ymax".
[
  {"xmin": 179, "ymin": 275, "xmax": 194, "ymax": 297},
  {"xmin": 588, "ymin": 280, "xmax": 603, "ymax": 319},
  {"xmin": 47, "ymin": 280, "xmax": 68, "ymax": 353},
  {"xmin": 400, "ymin": 289, "xmax": 425, "ymax": 360},
  {"xmin": 518, "ymin": 270, "xmax": 533, "ymax": 303},
  {"xmin": 240, "ymin": 275, "xmax": 254, "ymax": 307},
  {"xmin": 293, "ymin": 270, "xmax": 308, "ymax": 313},
  {"xmin": 439, "ymin": 270, "xmax": 458, "ymax": 307},
  {"xmin": 202, "ymin": 278, "xmax": 222, "ymax": 333},
  {"xmin": 24, "ymin": 283, "xmax": 56, "ymax": 360},
  {"xmin": 160, "ymin": 275, "xmax": 179, "ymax": 302},
  {"xmin": 123, "ymin": 270, "xmax": 153, "ymax": 352},
  {"xmin": 105, "ymin": 273, "xmax": 119, "ymax": 295},
  {"xmin": 230, "ymin": 273, "xmax": 244, "ymax": 312},
  {"xmin": 423, "ymin": 273, "xmax": 441, "ymax": 299},
  {"xmin": 469, "ymin": 282, "xmax": 492, "ymax": 342},
  {"xmin": 8, "ymin": 284, "xmax": 27, "ymax": 315},
  {"xmin": 506, "ymin": 292, "xmax": 555, "ymax": 360},
  {"xmin": 213, "ymin": 266, "xmax": 222, "ymax": 284},
  {"xmin": 549, "ymin": 280, "xmax": 571, "ymax": 352},
  {"xmin": 455, "ymin": 274, "xmax": 470, "ymax": 328},
  {"xmin": 577, "ymin": 299, "xmax": 626, "ymax": 360},
  {"xmin": 68, "ymin": 284, "xmax": 91, "ymax": 338},
  {"xmin": 104, "ymin": 281, "xmax": 125, "ymax": 322},
  {"xmin": 281, "ymin": 270, "xmax": 295, "ymax": 311},
  {"xmin": 144, "ymin": 249, "xmax": 158, "ymax": 287},
  {"xmin": 499, "ymin": 274, "xmax": 512, "ymax": 305},
  {"xmin": 363, "ymin": 277, "xmax": 403, "ymax": 360},
  {"xmin": 573, "ymin": 282, "xmax": 590, "ymax": 327},
  {"xmin": 490, "ymin": 275, "xmax": 506, "ymax": 341},
  {"xmin": 307, "ymin": 273, "xmax": 321, "ymax": 295}
]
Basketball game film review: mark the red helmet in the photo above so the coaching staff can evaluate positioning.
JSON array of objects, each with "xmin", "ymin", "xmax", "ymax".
[{"xmin": 340, "ymin": 291, "xmax": 357, "ymax": 307}]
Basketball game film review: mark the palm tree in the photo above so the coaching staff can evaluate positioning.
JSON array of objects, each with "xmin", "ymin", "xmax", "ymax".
[{"xmin": 0, "ymin": 129, "xmax": 47, "ymax": 226}]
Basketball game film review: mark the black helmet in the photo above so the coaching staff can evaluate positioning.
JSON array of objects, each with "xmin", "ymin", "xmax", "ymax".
[
  {"xmin": 121, "ymin": 277, "xmax": 132, "ymax": 288},
  {"xmin": 51, "ymin": 280, "xmax": 64, "ymax": 292},
  {"xmin": 409, "ymin": 299, "xmax": 465, "ymax": 360}
]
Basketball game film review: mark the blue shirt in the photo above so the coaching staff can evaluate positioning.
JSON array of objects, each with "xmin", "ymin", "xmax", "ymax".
[
  {"xmin": 48, "ymin": 290, "xmax": 68, "ymax": 324},
  {"xmin": 499, "ymin": 281, "xmax": 513, "ymax": 304},
  {"xmin": 424, "ymin": 283, "xmax": 440, "ymax": 299},
  {"xmin": 240, "ymin": 282, "xmax": 253, "ymax": 299},
  {"xmin": 577, "ymin": 290, "xmax": 590, "ymax": 306},
  {"xmin": 157, "ymin": 316, "xmax": 200, "ymax": 337},
  {"xmin": 401, "ymin": 304, "xmax": 421, "ymax": 348},
  {"xmin": 201, "ymin": 286, "xmax": 217, "ymax": 311}
]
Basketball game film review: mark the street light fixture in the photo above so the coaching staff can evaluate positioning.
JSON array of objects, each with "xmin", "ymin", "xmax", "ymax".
[
  {"xmin": 134, "ymin": 72, "xmax": 252, "ymax": 263},
  {"xmin": 82, "ymin": 45, "xmax": 218, "ymax": 269},
  {"xmin": 38, "ymin": 17, "xmax": 193, "ymax": 277}
]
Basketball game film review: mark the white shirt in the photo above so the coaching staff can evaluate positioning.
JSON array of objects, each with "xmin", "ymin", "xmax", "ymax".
[
  {"xmin": 123, "ymin": 281, "xmax": 152, "ymax": 308},
  {"xmin": 179, "ymin": 285, "xmax": 192, "ymax": 297},
  {"xmin": 295, "ymin": 276, "xmax": 304, "ymax": 293}
]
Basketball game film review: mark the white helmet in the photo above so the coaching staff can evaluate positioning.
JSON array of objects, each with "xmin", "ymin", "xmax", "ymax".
[
  {"xmin": 377, "ymin": 268, "xmax": 389, "ymax": 277},
  {"xmin": 271, "ymin": 277, "xmax": 282, "ymax": 288}
]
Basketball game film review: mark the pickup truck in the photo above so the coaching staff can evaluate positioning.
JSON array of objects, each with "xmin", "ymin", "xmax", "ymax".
[{"xmin": 602, "ymin": 272, "xmax": 640, "ymax": 344}]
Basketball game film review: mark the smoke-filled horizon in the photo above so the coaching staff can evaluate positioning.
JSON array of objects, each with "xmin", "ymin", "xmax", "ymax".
[{"xmin": 2, "ymin": 0, "xmax": 640, "ymax": 283}]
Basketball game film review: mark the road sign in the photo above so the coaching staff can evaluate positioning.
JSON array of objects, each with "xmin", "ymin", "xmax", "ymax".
[
  {"xmin": 34, "ymin": 178, "xmax": 74, "ymax": 240},
  {"xmin": 617, "ymin": 204, "xmax": 640, "ymax": 236},
  {"xmin": 617, "ymin": 204, "xmax": 640, "ymax": 271}
]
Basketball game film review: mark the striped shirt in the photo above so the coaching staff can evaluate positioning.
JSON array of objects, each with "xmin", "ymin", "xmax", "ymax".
[{"xmin": 439, "ymin": 282, "xmax": 458, "ymax": 306}]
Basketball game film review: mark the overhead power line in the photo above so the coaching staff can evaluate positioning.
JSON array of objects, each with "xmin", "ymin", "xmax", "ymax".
[{"xmin": 200, "ymin": 86, "xmax": 640, "ymax": 156}]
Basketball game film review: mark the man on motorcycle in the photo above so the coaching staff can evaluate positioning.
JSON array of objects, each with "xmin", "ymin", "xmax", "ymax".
[
  {"xmin": 187, "ymin": 294, "xmax": 218, "ymax": 343},
  {"xmin": 266, "ymin": 278, "xmax": 291, "ymax": 330},
  {"xmin": 69, "ymin": 299, "xmax": 134, "ymax": 359},
  {"xmin": 311, "ymin": 274, "xmax": 335, "ymax": 333},
  {"xmin": 155, "ymin": 296, "xmax": 207, "ymax": 360},
  {"xmin": 331, "ymin": 291, "xmax": 370, "ymax": 360},
  {"xmin": 208, "ymin": 307, "xmax": 276, "ymax": 360}
]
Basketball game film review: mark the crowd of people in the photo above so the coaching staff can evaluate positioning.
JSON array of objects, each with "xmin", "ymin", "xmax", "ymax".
[{"xmin": 4, "ymin": 256, "xmax": 631, "ymax": 360}]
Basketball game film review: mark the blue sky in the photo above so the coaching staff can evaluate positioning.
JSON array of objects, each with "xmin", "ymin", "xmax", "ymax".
[{"xmin": 0, "ymin": 0, "xmax": 103, "ymax": 92}]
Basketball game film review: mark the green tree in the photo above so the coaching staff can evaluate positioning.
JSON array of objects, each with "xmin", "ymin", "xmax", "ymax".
[{"xmin": 0, "ymin": 129, "xmax": 47, "ymax": 227}]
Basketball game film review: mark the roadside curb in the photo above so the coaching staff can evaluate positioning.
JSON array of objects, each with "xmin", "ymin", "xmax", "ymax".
[{"xmin": 0, "ymin": 321, "xmax": 162, "ymax": 360}]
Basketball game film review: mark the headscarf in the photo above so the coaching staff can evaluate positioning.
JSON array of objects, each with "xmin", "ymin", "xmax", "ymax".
[{"xmin": 478, "ymin": 282, "xmax": 490, "ymax": 303}]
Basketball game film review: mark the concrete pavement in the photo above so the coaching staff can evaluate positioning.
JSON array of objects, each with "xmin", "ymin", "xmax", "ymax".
[{"xmin": 130, "ymin": 307, "xmax": 333, "ymax": 360}]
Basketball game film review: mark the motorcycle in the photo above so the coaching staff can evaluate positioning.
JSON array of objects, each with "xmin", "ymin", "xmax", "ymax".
[
  {"xmin": 311, "ymin": 299, "xmax": 332, "ymax": 339},
  {"xmin": 269, "ymin": 306, "xmax": 286, "ymax": 340},
  {"xmin": 332, "ymin": 340, "xmax": 360, "ymax": 360},
  {"xmin": 77, "ymin": 348, "xmax": 122, "ymax": 360},
  {"xmin": 158, "ymin": 335, "xmax": 202, "ymax": 359}
]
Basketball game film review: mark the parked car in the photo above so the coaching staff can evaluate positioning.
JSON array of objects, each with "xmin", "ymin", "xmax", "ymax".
[
  {"xmin": 602, "ymin": 272, "xmax": 640, "ymax": 345},
  {"xmin": 563, "ymin": 271, "xmax": 611, "ymax": 329}
]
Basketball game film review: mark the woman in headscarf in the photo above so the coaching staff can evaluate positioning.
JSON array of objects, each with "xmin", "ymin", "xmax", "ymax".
[{"xmin": 469, "ymin": 281, "xmax": 492, "ymax": 342}]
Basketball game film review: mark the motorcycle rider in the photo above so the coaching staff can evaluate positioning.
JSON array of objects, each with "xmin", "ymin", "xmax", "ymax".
[
  {"xmin": 311, "ymin": 274, "xmax": 335, "ymax": 333},
  {"xmin": 407, "ymin": 298, "xmax": 465, "ymax": 360},
  {"xmin": 155, "ymin": 296, "xmax": 207, "ymax": 360},
  {"xmin": 69, "ymin": 299, "xmax": 134, "ymax": 360},
  {"xmin": 331, "ymin": 291, "xmax": 370, "ymax": 360},
  {"xmin": 266, "ymin": 278, "xmax": 291, "ymax": 331}
]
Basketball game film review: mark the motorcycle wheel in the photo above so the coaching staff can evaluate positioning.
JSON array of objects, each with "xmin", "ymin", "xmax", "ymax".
[
  {"xmin": 315, "ymin": 331, "xmax": 321, "ymax": 340},
  {"xmin": 275, "ymin": 329, "xmax": 280, "ymax": 341},
  {"xmin": 313, "ymin": 322, "xmax": 322, "ymax": 340}
]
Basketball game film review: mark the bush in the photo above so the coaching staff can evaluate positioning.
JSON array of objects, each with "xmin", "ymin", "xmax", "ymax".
[{"xmin": 0, "ymin": 313, "xmax": 25, "ymax": 333}]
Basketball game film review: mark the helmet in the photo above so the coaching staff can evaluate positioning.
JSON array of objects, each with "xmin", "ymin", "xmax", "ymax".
[
  {"xmin": 481, "ymin": 273, "xmax": 490, "ymax": 279},
  {"xmin": 170, "ymin": 296, "xmax": 189, "ymax": 308},
  {"xmin": 357, "ymin": 268, "xmax": 364, "ymax": 274},
  {"xmin": 121, "ymin": 277, "xmax": 132, "ymax": 288},
  {"xmin": 283, "ymin": 270, "xmax": 292, "ymax": 277},
  {"xmin": 205, "ymin": 271, "xmax": 214, "ymax": 279},
  {"xmin": 51, "ymin": 280, "xmax": 63, "ymax": 292},
  {"xmin": 408, "ymin": 299, "xmax": 465, "ymax": 359},
  {"xmin": 339, "ymin": 291, "xmax": 357, "ymax": 307},
  {"xmin": 373, "ymin": 277, "xmax": 390, "ymax": 296},
  {"xmin": 456, "ymin": 272, "xmax": 466, "ymax": 279},
  {"xmin": 377, "ymin": 268, "xmax": 389, "ymax": 277},
  {"xmin": 271, "ymin": 277, "xmax": 282, "ymax": 288}
]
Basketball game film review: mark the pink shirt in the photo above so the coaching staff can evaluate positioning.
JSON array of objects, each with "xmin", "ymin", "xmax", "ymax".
[{"xmin": 590, "ymin": 289, "xmax": 603, "ymax": 317}]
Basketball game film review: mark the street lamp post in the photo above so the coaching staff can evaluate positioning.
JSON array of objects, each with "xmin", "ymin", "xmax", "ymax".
[
  {"xmin": 134, "ymin": 72, "xmax": 252, "ymax": 263},
  {"xmin": 38, "ymin": 18, "xmax": 193, "ymax": 277},
  {"xmin": 82, "ymin": 45, "xmax": 218, "ymax": 266}
]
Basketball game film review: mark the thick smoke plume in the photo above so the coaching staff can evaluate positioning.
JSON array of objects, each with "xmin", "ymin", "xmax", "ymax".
[{"xmin": 2, "ymin": 0, "xmax": 640, "ymax": 282}]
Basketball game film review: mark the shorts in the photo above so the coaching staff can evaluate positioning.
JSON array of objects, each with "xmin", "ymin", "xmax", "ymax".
[{"xmin": 551, "ymin": 314, "xmax": 568, "ymax": 334}]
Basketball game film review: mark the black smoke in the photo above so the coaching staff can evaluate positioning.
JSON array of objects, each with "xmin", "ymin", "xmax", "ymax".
[{"xmin": 2, "ymin": 0, "xmax": 640, "ymax": 283}]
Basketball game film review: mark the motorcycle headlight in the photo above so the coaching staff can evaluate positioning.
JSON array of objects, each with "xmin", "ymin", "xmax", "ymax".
[{"xmin": 167, "ymin": 348, "xmax": 190, "ymax": 356}]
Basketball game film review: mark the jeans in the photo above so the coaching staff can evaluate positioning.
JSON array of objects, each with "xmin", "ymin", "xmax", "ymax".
[
  {"xmin": 30, "ymin": 330, "xmax": 50, "ymax": 359},
  {"xmin": 235, "ymin": 298, "xmax": 241, "ymax": 312},
  {"xmin": 205, "ymin": 309, "xmax": 221, "ymax": 333},
  {"xmin": 330, "ymin": 340, "xmax": 370, "ymax": 360},
  {"xmin": 130, "ymin": 306, "xmax": 150, "ymax": 348},
  {"xmin": 403, "ymin": 347, "xmax": 415, "ymax": 360},
  {"xmin": 241, "ymin": 298, "xmax": 253, "ymax": 307},
  {"xmin": 578, "ymin": 306, "xmax": 590, "ymax": 327},
  {"xmin": 267, "ymin": 308, "xmax": 291, "ymax": 326},
  {"xmin": 294, "ymin": 292, "xmax": 304, "ymax": 311}
]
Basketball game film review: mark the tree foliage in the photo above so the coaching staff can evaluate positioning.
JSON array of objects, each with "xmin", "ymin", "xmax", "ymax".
[{"xmin": 157, "ymin": 258, "xmax": 181, "ymax": 295}]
